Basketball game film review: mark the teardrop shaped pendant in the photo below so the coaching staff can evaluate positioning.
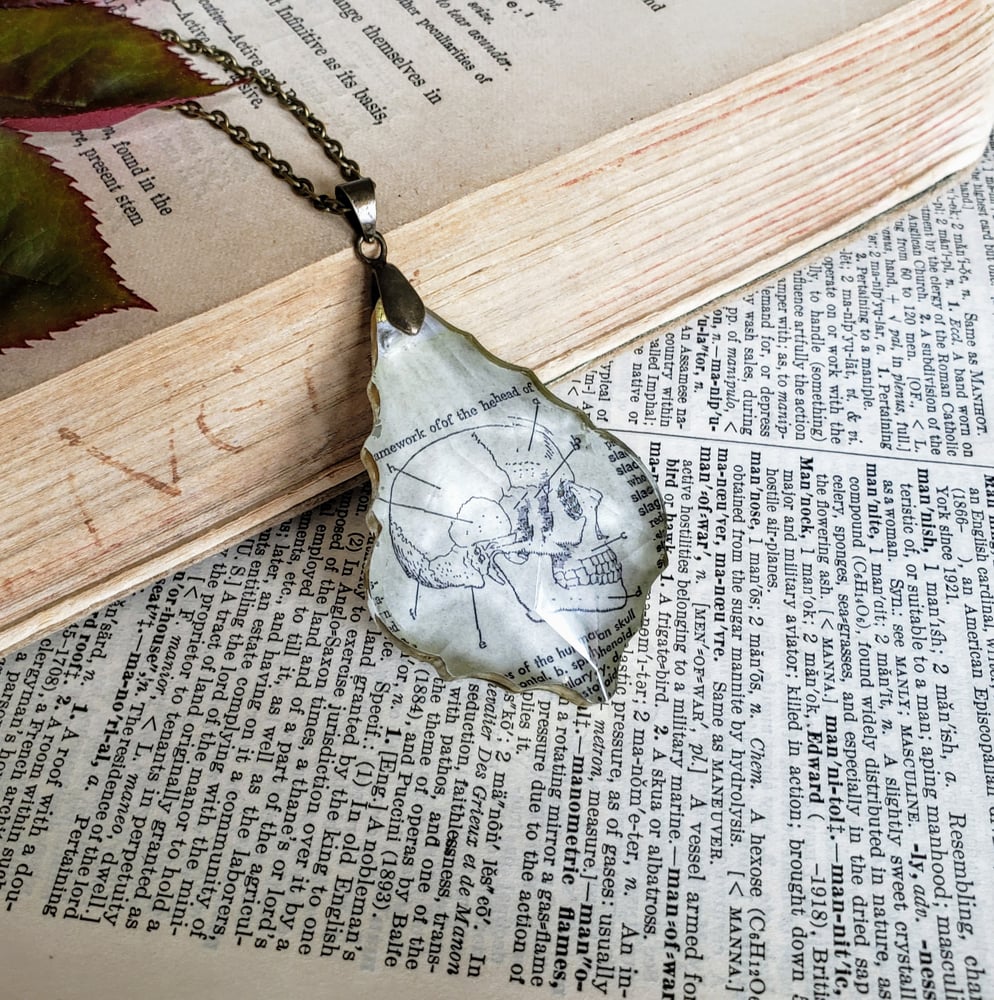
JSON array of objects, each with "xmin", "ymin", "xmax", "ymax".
[
  {"xmin": 361, "ymin": 300, "xmax": 668, "ymax": 705},
  {"xmin": 337, "ymin": 179, "xmax": 667, "ymax": 704}
]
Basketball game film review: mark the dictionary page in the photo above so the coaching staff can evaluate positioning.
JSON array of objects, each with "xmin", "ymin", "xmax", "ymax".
[
  {"xmin": 2, "ymin": 150, "xmax": 994, "ymax": 1000},
  {"xmin": 0, "ymin": 0, "xmax": 905, "ymax": 396}
]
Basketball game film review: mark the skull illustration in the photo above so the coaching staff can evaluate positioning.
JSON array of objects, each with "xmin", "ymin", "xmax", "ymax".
[{"xmin": 388, "ymin": 419, "xmax": 631, "ymax": 621}]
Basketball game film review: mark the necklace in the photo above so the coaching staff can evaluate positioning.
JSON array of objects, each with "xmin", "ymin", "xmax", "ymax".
[{"xmin": 162, "ymin": 33, "xmax": 668, "ymax": 705}]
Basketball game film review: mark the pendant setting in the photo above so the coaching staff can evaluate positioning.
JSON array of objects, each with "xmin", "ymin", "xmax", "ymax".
[{"xmin": 339, "ymin": 180, "xmax": 668, "ymax": 705}]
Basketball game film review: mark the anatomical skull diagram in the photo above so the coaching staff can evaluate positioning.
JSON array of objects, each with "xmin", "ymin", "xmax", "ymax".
[{"xmin": 387, "ymin": 420, "xmax": 634, "ymax": 623}]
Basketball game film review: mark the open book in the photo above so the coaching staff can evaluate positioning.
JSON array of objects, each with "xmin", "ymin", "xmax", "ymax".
[
  {"xmin": 2, "ymin": 138, "xmax": 994, "ymax": 998},
  {"xmin": 3, "ymin": 0, "xmax": 994, "ymax": 653}
]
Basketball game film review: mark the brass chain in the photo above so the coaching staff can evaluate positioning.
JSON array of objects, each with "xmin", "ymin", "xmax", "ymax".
[{"xmin": 160, "ymin": 30, "xmax": 361, "ymax": 216}]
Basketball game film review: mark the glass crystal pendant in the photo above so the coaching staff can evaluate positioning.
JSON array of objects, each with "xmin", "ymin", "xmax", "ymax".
[{"xmin": 361, "ymin": 302, "xmax": 668, "ymax": 705}]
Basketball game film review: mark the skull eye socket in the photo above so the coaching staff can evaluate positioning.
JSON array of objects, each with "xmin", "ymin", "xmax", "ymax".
[{"xmin": 558, "ymin": 479, "xmax": 583, "ymax": 520}]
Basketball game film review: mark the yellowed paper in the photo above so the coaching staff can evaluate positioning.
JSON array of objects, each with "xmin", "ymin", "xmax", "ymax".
[{"xmin": 0, "ymin": 0, "xmax": 904, "ymax": 397}]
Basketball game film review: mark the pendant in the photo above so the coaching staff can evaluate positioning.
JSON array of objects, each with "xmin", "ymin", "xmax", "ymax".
[{"xmin": 338, "ymin": 180, "xmax": 668, "ymax": 705}]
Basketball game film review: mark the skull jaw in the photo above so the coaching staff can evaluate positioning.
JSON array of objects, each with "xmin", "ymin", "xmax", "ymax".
[{"xmin": 492, "ymin": 549, "xmax": 629, "ymax": 616}]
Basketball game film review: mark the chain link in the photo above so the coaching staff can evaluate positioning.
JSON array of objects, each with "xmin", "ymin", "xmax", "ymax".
[{"xmin": 160, "ymin": 30, "xmax": 361, "ymax": 216}]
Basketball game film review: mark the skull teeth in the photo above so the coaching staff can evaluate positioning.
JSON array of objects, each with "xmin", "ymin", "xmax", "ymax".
[{"xmin": 553, "ymin": 548, "xmax": 622, "ymax": 588}]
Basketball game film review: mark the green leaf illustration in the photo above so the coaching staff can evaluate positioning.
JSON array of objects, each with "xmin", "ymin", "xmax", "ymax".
[
  {"xmin": 0, "ymin": 125, "xmax": 150, "ymax": 351},
  {"xmin": 0, "ymin": 3, "xmax": 235, "ymax": 349},
  {"xmin": 0, "ymin": 3, "xmax": 227, "ymax": 130}
]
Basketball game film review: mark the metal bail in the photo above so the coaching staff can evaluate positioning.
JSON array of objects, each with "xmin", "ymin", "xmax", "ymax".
[
  {"xmin": 374, "ymin": 262, "xmax": 426, "ymax": 336},
  {"xmin": 337, "ymin": 177, "xmax": 425, "ymax": 335},
  {"xmin": 336, "ymin": 177, "xmax": 378, "ymax": 241}
]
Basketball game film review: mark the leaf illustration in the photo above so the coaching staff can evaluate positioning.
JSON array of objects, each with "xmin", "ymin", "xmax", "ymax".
[
  {"xmin": 0, "ymin": 3, "xmax": 227, "ymax": 131},
  {"xmin": 0, "ymin": 125, "xmax": 150, "ymax": 351},
  {"xmin": 0, "ymin": 3, "xmax": 240, "ymax": 348}
]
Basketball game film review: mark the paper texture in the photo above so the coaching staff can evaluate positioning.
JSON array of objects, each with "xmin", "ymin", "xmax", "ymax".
[
  {"xmin": 3, "ymin": 131, "xmax": 994, "ymax": 996},
  {"xmin": 0, "ymin": 0, "xmax": 905, "ymax": 398}
]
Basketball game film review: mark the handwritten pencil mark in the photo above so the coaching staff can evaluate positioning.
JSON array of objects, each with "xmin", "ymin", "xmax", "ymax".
[
  {"xmin": 196, "ymin": 406, "xmax": 245, "ymax": 454},
  {"xmin": 169, "ymin": 429, "xmax": 180, "ymax": 486},
  {"xmin": 304, "ymin": 369, "xmax": 320, "ymax": 414},
  {"xmin": 68, "ymin": 472, "xmax": 102, "ymax": 548},
  {"xmin": 58, "ymin": 427, "xmax": 181, "ymax": 497}
]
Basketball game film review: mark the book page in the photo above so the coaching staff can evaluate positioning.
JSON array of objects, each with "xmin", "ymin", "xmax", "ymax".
[
  {"xmin": 0, "ymin": 0, "xmax": 905, "ymax": 397},
  {"xmin": 2, "ymin": 141, "xmax": 994, "ymax": 997}
]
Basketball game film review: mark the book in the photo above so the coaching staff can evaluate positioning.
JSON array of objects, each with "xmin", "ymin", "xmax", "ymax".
[
  {"xmin": 2, "ymin": 151, "xmax": 994, "ymax": 996},
  {"xmin": 2, "ymin": 0, "xmax": 993, "ymax": 656}
]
